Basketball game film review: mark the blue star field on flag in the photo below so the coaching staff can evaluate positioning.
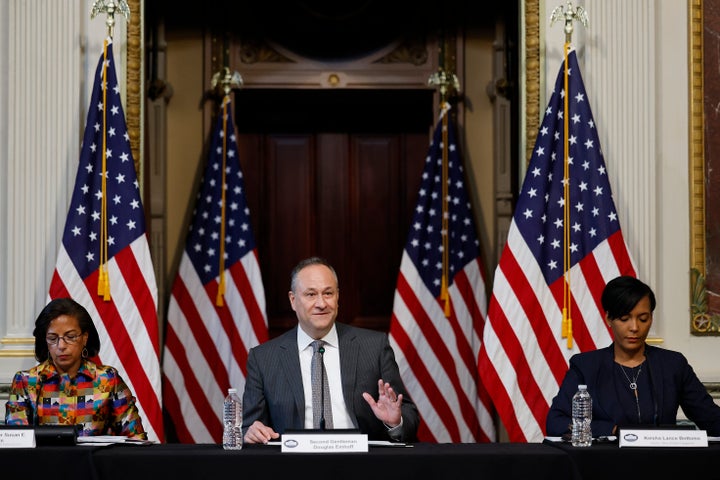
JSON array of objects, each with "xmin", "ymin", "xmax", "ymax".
[
  {"xmin": 63, "ymin": 44, "xmax": 147, "ymax": 277},
  {"xmin": 185, "ymin": 100, "xmax": 257, "ymax": 286},
  {"xmin": 405, "ymin": 109, "xmax": 481, "ymax": 296},
  {"xmin": 516, "ymin": 49, "xmax": 622, "ymax": 286}
]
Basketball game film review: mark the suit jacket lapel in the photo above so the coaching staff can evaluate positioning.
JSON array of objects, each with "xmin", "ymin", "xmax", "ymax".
[
  {"xmin": 278, "ymin": 327, "xmax": 305, "ymax": 426},
  {"xmin": 337, "ymin": 324, "xmax": 360, "ymax": 428},
  {"xmin": 595, "ymin": 345, "xmax": 619, "ymax": 422},
  {"xmin": 644, "ymin": 346, "xmax": 662, "ymax": 423}
]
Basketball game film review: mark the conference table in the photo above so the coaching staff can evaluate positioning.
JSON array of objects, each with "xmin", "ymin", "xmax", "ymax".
[
  {"xmin": 545, "ymin": 440, "xmax": 720, "ymax": 480},
  {"xmin": 3, "ymin": 440, "xmax": 720, "ymax": 480}
]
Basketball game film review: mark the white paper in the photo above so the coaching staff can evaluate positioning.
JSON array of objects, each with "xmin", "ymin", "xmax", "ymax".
[
  {"xmin": 368, "ymin": 440, "xmax": 412, "ymax": 447},
  {"xmin": 268, "ymin": 439, "xmax": 410, "ymax": 448},
  {"xmin": 543, "ymin": 435, "xmax": 616, "ymax": 443},
  {"xmin": 77, "ymin": 435, "xmax": 153, "ymax": 445},
  {"xmin": 77, "ymin": 435, "xmax": 128, "ymax": 444}
]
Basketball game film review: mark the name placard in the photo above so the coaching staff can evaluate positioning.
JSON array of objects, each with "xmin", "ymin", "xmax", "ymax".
[
  {"xmin": 0, "ymin": 429, "xmax": 36, "ymax": 448},
  {"xmin": 619, "ymin": 429, "xmax": 708, "ymax": 448},
  {"xmin": 280, "ymin": 432, "xmax": 368, "ymax": 453}
]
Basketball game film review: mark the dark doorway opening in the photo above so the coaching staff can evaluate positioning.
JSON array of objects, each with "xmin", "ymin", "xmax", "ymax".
[
  {"xmin": 235, "ymin": 88, "xmax": 434, "ymax": 336},
  {"xmin": 235, "ymin": 88, "xmax": 434, "ymax": 133}
]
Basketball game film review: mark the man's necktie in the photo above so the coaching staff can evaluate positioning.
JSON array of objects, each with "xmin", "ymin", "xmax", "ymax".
[{"xmin": 311, "ymin": 339, "xmax": 333, "ymax": 429}]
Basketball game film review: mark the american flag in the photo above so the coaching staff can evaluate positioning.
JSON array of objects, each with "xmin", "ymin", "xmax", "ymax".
[
  {"xmin": 48, "ymin": 40, "xmax": 164, "ymax": 442},
  {"xmin": 162, "ymin": 96, "xmax": 268, "ymax": 443},
  {"xmin": 390, "ymin": 105, "xmax": 495, "ymax": 442},
  {"xmin": 478, "ymin": 48, "xmax": 637, "ymax": 442}
]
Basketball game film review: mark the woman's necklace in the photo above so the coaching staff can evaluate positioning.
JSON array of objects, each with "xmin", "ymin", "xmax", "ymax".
[{"xmin": 619, "ymin": 364, "xmax": 642, "ymax": 422}]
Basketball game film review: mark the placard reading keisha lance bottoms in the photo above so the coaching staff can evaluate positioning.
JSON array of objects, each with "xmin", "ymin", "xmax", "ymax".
[{"xmin": 619, "ymin": 429, "xmax": 708, "ymax": 447}]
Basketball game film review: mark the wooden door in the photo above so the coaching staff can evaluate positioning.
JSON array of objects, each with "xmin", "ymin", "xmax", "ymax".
[{"xmin": 235, "ymin": 88, "xmax": 433, "ymax": 337}]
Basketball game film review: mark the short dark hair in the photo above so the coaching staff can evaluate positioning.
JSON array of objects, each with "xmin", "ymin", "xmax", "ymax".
[
  {"xmin": 33, "ymin": 298, "xmax": 101, "ymax": 362},
  {"xmin": 289, "ymin": 256, "xmax": 338, "ymax": 293},
  {"xmin": 600, "ymin": 276, "xmax": 656, "ymax": 320}
]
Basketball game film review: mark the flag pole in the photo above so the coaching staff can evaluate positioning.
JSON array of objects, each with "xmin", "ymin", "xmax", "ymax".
[
  {"xmin": 550, "ymin": 1, "xmax": 589, "ymax": 348},
  {"xmin": 210, "ymin": 55, "xmax": 244, "ymax": 307},
  {"xmin": 428, "ymin": 62, "xmax": 461, "ymax": 317},
  {"xmin": 53, "ymin": 0, "xmax": 164, "ymax": 441},
  {"xmin": 391, "ymin": 45, "xmax": 493, "ymax": 440},
  {"xmin": 89, "ymin": 1, "xmax": 131, "ymax": 300}
]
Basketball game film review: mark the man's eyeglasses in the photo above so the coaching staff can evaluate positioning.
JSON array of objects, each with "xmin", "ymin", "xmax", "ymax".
[{"xmin": 46, "ymin": 333, "xmax": 83, "ymax": 346}]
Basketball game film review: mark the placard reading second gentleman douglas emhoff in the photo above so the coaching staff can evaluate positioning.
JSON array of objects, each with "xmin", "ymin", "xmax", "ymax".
[{"xmin": 281, "ymin": 432, "xmax": 368, "ymax": 453}]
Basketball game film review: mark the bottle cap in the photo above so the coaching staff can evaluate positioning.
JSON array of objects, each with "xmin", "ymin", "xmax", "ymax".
[
  {"xmin": 578, "ymin": 384, "xmax": 587, "ymax": 390},
  {"xmin": 228, "ymin": 387, "xmax": 237, "ymax": 394}
]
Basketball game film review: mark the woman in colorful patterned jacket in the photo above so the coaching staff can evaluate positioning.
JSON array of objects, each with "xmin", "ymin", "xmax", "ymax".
[{"xmin": 4, "ymin": 297, "xmax": 146, "ymax": 439}]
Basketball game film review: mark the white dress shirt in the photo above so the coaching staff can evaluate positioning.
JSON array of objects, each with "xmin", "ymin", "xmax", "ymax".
[{"xmin": 297, "ymin": 325, "xmax": 354, "ymax": 429}]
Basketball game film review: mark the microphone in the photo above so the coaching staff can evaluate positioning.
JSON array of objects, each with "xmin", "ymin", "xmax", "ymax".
[{"xmin": 319, "ymin": 345, "xmax": 326, "ymax": 430}]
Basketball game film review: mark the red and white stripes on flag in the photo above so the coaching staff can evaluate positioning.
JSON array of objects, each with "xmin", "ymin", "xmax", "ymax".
[
  {"xmin": 162, "ymin": 96, "xmax": 268, "ymax": 443},
  {"xmin": 49, "ymin": 40, "xmax": 164, "ymax": 442},
  {"xmin": 478, "ymin": 47, "xmax": 637, "ymax": 442},
  {"xmin": 390, "ymin": 105, "xmax": 495, "ymax": 442}
]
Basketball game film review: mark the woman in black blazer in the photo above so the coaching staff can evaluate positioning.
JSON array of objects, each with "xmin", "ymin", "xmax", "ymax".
[{"xmin": 546, "ymin": 276, "xmax": 720, "ymax": 437}]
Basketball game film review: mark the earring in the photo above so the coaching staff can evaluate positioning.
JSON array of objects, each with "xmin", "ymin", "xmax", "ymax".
[{"xmin": 82, "ymin": 347, "xmax": 89, "ymax": 359}]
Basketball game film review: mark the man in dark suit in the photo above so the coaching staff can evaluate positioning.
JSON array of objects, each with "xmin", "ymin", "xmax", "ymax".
[
  {"xmin": 242, "ymin": 256, "xmax": 420, "ymax": 444},
  {"xmin": 546, "ymin": 276, "xmax": 720, "ymax": 437}
]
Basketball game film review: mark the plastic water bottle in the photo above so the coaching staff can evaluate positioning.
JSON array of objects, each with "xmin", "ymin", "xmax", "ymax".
[
  {"xmin": 222, "ymin": 387, "xmax": 243, "ymax": 450},
  {"xmin": 571, "ymin": 384, "xmax": 592, "ymax": 447}
]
